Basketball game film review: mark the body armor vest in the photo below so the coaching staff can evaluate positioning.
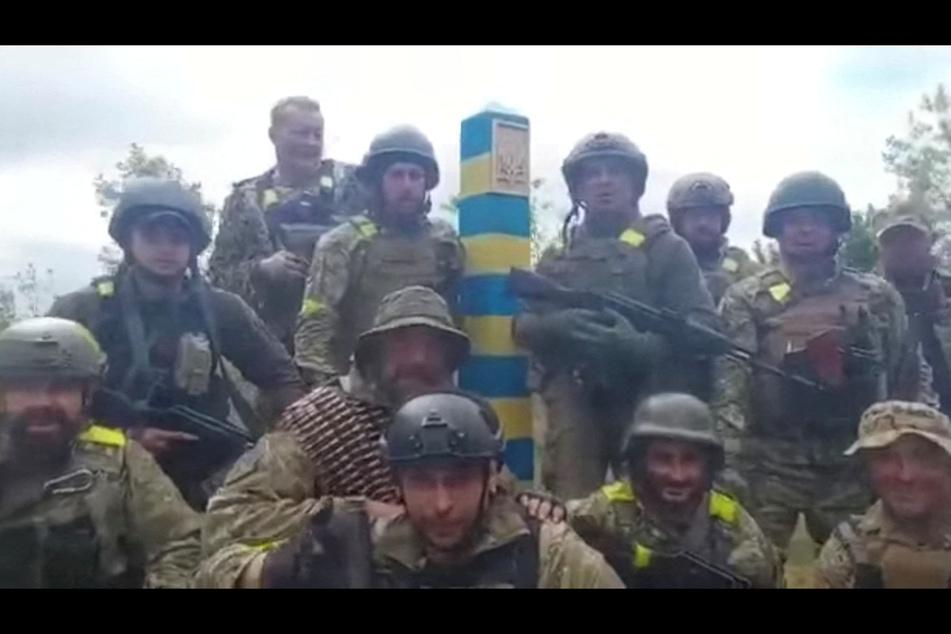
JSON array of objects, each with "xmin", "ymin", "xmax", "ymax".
[
  {"xmin": 0, "ymin": 427, "xmax": 145, "ymax": 588},
  {"xmin": 838, "ymin": 518, "xmax": 951, "ymax": 588}
]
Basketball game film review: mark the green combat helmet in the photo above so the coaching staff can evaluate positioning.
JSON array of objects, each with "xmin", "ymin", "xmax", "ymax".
[
  {"xmin": 382, "ymin": 391, "xmax": 504, "ymax": 467},
  {"xmin": 108, "ymin": 177, "xmax": 213, "ymax": 253},
  {"xmin": 561, "ymin": 131, "xmax": 648, "ymax": 199},
  {"xmin": 666, "ymin": 173, "xmax": 734, "ymax": 233},
  {"xmin": 352, "ymin": 285, "xmax": 470, "ymax": 375},
  {"xmin": 763, "ymin": 171, "xmax": 851, "ymax": 238},
  {"xmin": 0, "ymin": 317, "xmax": 104, "ymax": 382},
  {"xmin": 621, "ymin": 392, "xmax": 725, "ymax": 473},
  {"xmin": 356, "ymin": 125, "xmax": 439, "ymax": 190}
]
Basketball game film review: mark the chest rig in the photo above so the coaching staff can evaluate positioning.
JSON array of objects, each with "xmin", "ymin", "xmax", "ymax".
[
  {"xmin": 838, "ymin": 517, "xmax": 951, "ymax": 588},
  {"xmin": 749, "ymin": 271, "xmax": 886, "ymax": 440},
  {"xmin": 0, "ymin": 426, "xmax": 144, "ymax": 588}
]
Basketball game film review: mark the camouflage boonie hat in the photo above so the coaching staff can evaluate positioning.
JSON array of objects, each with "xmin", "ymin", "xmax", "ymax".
[
  {"xmin": 353, "ymin": 286, "xmax": 470, "ymax": 372},
  {"xmin": 874, "ymin": 205, "xmax": 934, "ymax": 241},
  {"xmin": 845, "ymin": 400, "xmax": 951, "ymax": 458}
]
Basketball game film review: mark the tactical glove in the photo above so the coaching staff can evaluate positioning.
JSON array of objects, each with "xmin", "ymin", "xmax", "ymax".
[
  {"xmin": 516, "ymin": 490, "xmax": 566, "ymax": 523},
  {"xmin": 572, "ymin": 308, "xmax": 656, "ymax": 370},
  {"xmin": 260, "ymin": 502, "xmax": 373, "ymax": 588},
  {"xmin": 533, "ymin": 308, "xmax": 606, "ymax": 348}
]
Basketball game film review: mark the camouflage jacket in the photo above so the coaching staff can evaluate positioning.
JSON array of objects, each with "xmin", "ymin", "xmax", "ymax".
[
  {"xmin": 816, "ymin": 500, "xmax": 951, "ymax": 588},
  {"xmin": 196, "ymin": 437, "xmax": 622, "ymax": 588},
  {"xmin": 696, "ymin": 242, "xmax": 764, "ymax": 307},
  {"xmin": 514, "ymin": 215, "xmax": 721, "ymax": 399},
  {"xmin": 0, "ymin": 425, "xmax": 202, "ymax": 588},
  {"xmin": 712, "ymin": 263, "xmax": 934, "ymax": 457},
  {"xmin": 207, "ymin": 162, "xmax": 364, "ymax": 344},
  {"xmin": 566, "ymin": 480, "xmax": 782, "ymax": 588},
  {"xmin": 293, "ymin": 215, "xmax": 465, "ymax": 382}
]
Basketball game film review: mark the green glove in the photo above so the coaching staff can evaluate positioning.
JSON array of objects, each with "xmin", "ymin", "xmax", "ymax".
[{"xmin": 572, "ymin": 308, "xmax": 656, "ymax": 369}]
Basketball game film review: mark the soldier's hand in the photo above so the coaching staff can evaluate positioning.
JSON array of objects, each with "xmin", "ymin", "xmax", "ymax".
[
  {"xmin": 257, "ymin": 251, "xmax": 309, "ymax": 283},
  {"xmin": 517, "ymin": 491, "xmax": 566, "ymax": 523},
  {"xmin": 128, "ymin": 428, "xmax": 198, "ymax": 456}
]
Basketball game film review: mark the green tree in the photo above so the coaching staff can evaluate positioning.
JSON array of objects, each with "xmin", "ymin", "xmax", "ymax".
[
  {"xmin": 94, "ymin": 143, "xmax": 218, "ymax": 274},
  {"xmin": 839, "ymin": 206, "xmax": 879, "ymax": 272}
]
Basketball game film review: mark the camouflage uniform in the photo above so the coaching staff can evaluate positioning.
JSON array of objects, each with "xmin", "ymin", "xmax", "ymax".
[
  {"xmin": 567, "ymin": 480, "xmax": 782, "ymax": 588},
  {"xmin": 197, "ymin": 393, "xmax": 622, "ymax": 588},
  {"xmin": 816, "ymin": 401, "xmax": 951, "ymax": 588},
  {"xmin": 207, "ymin": 160, "xmax": 365, "ymax": 350},
  {"xmin": 666, "ymin": 172, "xmax": 763, "ymax": 305},
  {"xmin": 0, "ymin": 317, "xmax": 201, "ymax": 588},
  {"xmin": 875, "ymin": 209, "xmax": 951, "ymax": 417},
  {"xmin": 293, "ymin": 126, "xmax": 465, "ymax": 384},
  {"xmin": 713, "ymin": 171, "xmax": 929, "ymax": 551},
  {"xmin": 514, "ymin": 133, "xmax": 721, "ymax": 501}
]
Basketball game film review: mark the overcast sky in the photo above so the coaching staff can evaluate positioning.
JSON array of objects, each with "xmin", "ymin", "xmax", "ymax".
[{"xmin": 3, "ymin": 45, "xmax": 951, "ymax": 306}]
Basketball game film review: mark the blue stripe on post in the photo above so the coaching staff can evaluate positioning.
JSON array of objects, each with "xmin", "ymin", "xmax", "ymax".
[
  {"xmin": 458, "ymin": 194, "xmax": 531, "ymax": 237},
  {"xmin": 460, "ymin": 275, "xmax": 520, "ymax": 316},
  {"xmin": 459, "ymin": 355, "xmax": 528, "ymax": 399},
  {"xmin": 503, "ymin": 438, "xmax": 534, "ymax": 482}
]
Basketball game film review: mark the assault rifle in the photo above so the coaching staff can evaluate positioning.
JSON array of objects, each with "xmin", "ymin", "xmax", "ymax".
[{"xmin": 629, "ymin": 549, "xmax": 753, "ymax": 589}]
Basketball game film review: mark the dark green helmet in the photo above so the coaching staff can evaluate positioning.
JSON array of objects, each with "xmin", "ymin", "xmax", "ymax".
[
  {"xmin": 666, "ymin": 172, "xmax": 734, "ymax": 233},
  {"xmin": 382, "ymin": 391, "xmax": 504, "ymax": 467},
  {"xmin": 622, "ymin": 392, "xmax": 724, "ymax": 470},
  {"xmin": 108, "ymin": 177, "xmax": 213, "ymax": 253},
  {"xmin": 561, "ymin": 131, "xmax": 648, "ymax": 198},
  {"xmin": 0, "ymin": 317, "xmax": 104, "ymax": 382},
  {"xmin": 763, "ymin": 171, "xmax": 851, "ymax": 238},
  {"xmin": 356, "ymin": 125, "xmax": 439, "ymax": 190}
]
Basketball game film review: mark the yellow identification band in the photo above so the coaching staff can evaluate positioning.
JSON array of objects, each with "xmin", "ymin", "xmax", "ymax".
[{"xmin": 78, "ymin": 424, "xmax": 126, "ymax": 448}]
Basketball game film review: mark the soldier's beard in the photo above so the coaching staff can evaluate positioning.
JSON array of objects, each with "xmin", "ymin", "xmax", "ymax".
[{"xmin": 5, "ymin": 407, "xmax": 79, "ymax": 469}]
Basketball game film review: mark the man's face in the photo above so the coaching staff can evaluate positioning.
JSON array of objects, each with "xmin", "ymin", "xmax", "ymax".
[
  {"xmin": 270, "ymin": 106, "xmax": 324, "ymax": 176},
  {"xmin": 879, "ymin": 226, "xmax": 935, "ymax": 282},
  {"xmin": 2, "ymin": 378, "xmax": 87, "ymax": 459},
  {"xmin": 575, "ymin": 157, "xmax": 639, "ymax": 219},
  {"xmin": 128, "ymin": 218, "xmax": 192, "ymax": 279},
  {"xmin": 678, "ymin": 207, "xmax": 725, "ymax": 252},
  {"xmin": 399, "ymin": 461, "xmax": 487, "ymax": 553},
  {"xmin": 379, "ymin": 327, "xmax": 454, "ymax": 403},
  {"xmin": 641, "ymin": 438, "xmax": 708, "ymax": 510},
  {"xmin": 869, "ymin": 435, "xmax": 951, "ymax": 522},
  {"xmin": 380, "ymin": 161, "xmax": 427, "ymax": 220},
  {"xmin": 776, "ymin": 208, "xmax": 838, "ymax": 261}
]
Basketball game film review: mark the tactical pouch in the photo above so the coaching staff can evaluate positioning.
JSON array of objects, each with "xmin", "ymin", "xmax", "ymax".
[
  {"xmin": 43, "ymin": 516, "xmax": 102, "ymax": 588},
  {"xmin": 174, "ymin": 333, "xmax": 213, "ymax": 396},
  {"xmin": 627, "ymin": 551, "xmax": 751, "ymax": 589},
  {"xmin": 297, "ymin": 505, "xmax": 374, "ymax": 588}
]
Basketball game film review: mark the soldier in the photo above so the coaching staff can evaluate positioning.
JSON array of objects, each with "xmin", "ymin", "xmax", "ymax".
[
  {"xmin": 48, "ymin": 177, "xmax": 305, "ymax": 510},
  {"xmin": 513, "ymin": 131, "xmax": 722, "ymax": 500},
  {"xmin": 875, "ymin": 204, "xmax": 951, "ymax": 416},
  {"xmin": 713, "ymin": 171, "xmax": 930, "ymax": 555},
  {"xmin": 293, "ymin": 124, "xmax": 465, "ymax": 386},
  {"xmin": 524, "ymin": 393, "xmax": 782, "ymax": 588},
  {"xmin": 666, "ymin": 172, "xmax": 763, "ymax": 305},
  {"xmin": 207, "ymin": 96, "xmax": 364, "ymax": 353},
  {"xmin": 197, "ymin": 390, "xmax": 624, "ymax": 588},
  {"xmin": 0, "ymin": 317, "xmax": 200, "ymax": 588},
  {"xmin": 816, "ymin": 401, "xmax": 951, "ymax": 588}
]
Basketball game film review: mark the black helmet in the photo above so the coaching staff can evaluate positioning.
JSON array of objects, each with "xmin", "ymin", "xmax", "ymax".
[
  {"xmin": 561, "ymin": 131, "xmax": 648, "ymax": 199},
  {"xmin": 108, "ymin": 177, "xmax": 212, "ymax": 253},
  {"xmin": 763, "ymin": 171, "xmax": 851, "ymax": 238},
  {"xmin": 382, "ymin": 391, "xmax": 503, "ymax": 467},
  {"xmin": 356, "ymin": 125, "xmax": 439, "ymax": 190},
  {"xmin": 666, "ymin": 172, "xmax": 734, "ymax": 233},
  {"xmin": 622, "ymin": 393, "xmax": 724, "ymax": 473}
]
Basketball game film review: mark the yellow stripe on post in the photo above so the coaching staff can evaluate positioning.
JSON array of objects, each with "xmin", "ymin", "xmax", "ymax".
[
  {"xmin": 465, "ymin": 315, "xmax": 523, "ymax": 357},
  {"xmin": 459, "ymin": 152, "xmax": 493, "ymax": 199},
  {"xmin": 462, "ymin": 234, "xmax": 531, "ymax": 275},
  {"xmin": 491, "ymin": 397, "xmax": 533, "ymax": 440}
]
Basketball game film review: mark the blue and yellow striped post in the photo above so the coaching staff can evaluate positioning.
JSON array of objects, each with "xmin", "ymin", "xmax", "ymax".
[{"xmin": 457, "ymin": 104, "xmax": 533, "ymax": 485}]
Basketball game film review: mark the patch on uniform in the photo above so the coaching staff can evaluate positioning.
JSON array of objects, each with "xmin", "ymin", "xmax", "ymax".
[
  {"xmin": 722, "ymin": 258, "xmax": 739, "ymax": 273},
  {"xmin": 261, "ymin": 189, "xmax": 280, "ymax": 209},
  {"xmin": 768, "ymin": 282, "xmax": 791, "ymax": 303},
  {"xmin": 619, "ymin": 229, "xmax": 645, "ymax": 248}
]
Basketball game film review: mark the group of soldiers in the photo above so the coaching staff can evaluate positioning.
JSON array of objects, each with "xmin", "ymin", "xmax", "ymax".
[{"xmin": 2, "ymin": 93, "xmax": 951, "ymax": 588}]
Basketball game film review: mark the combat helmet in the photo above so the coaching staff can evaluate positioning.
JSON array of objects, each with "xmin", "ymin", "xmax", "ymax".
[
  {"xmin": 561, "ymin": 131, "xmax": 649, "ymax": 199},
  {"xmin": 666, "ymin": 172, "xmax": 734, "ymax": 233},
  {"xmin": 382, "ymin": 391, "xmax": 504, "ymax": 467},
  {"xmin": 0, "ymin": 317, "xmax": 104, "ymax": 382},
  {"xmin": 763, "ymin": 171, "xmax": 851, "ymax": 238},
  {"xmin": 356, "ymin": 124, "xmax": 439, "ymax": 190},
  {"xmin": 108, "ymin": 177, "xmax": 213, "ymax": 253},
  {"xmin": 622, "ymin": 392, "xmax": 724, "ymax": 472}
]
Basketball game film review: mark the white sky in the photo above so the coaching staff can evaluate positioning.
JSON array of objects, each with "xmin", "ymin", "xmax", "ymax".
[{"xmin": 2, "ymin": 45, "xmax": 950, "ymax": 303}]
